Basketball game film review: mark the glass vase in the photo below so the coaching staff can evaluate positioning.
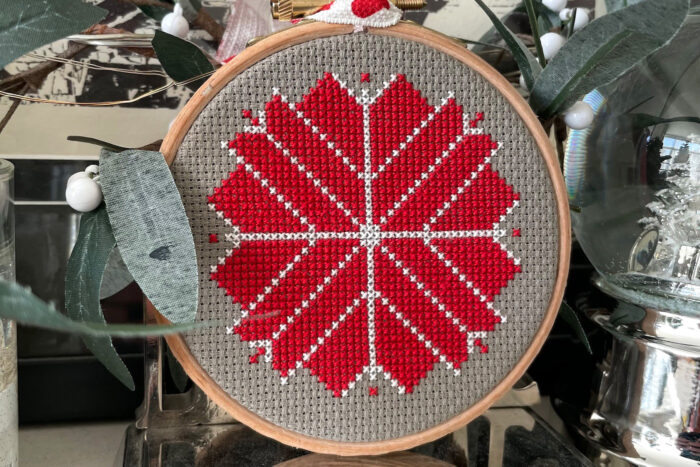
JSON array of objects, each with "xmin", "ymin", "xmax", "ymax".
[{"xmin": 0, "ymin": 159, "xmax": 17, "ymax": 467}]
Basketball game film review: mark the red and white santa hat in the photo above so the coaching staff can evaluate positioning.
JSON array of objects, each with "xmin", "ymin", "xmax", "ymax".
[{"xmin": 310, "ymin": 0, "xmax": 402, "ymax": 28}]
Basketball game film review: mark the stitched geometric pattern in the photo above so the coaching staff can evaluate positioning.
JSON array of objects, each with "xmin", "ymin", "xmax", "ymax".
[{"xmin": 207, "ymin": 73, "xmax": 521, "ymax": 397}]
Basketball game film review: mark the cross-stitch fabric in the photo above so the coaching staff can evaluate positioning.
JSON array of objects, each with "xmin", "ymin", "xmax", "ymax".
[{"xmin": 171, "ymin": 32, "xmax": 560, "ymax": 443}]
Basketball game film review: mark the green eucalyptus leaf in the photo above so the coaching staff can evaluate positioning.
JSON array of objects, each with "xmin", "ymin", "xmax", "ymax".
[
  {"xmin": 0, "ymin": 280, "xmax": 206, "ymax": 336},
  {"xmin": 473, "ymin": 0, "xmax": 542, "ymax": 90},
  {"xmin": 610, "ymin": 302, "xmax": 646, "ymax": 326},
  {"xmin": 529, "ymin": 0, "xmax": 689, "ymax": 118},
  {"xmin": 65, "ymin": 205, "xmax": 134, "ymax": 389},
  {"xmin": 559, "ymin": 302, "xmax": 592, "ymax": 354},
  {"xmin": 0, "ymin": 0, "xmax": 107, "ymax": 69},
  {"xmin": 99, "ymin": 149, "xmax": 198, "ymax": 325},
  {"xmin": 100, "ymin": 247, "xmax": 133, "ymax": 300},
  {"xmin": 604, "ymin": 0, "xmax": 644, "ymax": 13},
  {"xmin": 166, "ymin": 343, "xmax": 189, "ymax": 392},
  {"xmin": 137, "ymin": 5, "xmax": 172, "ymax": 21},
  {"xmin": 152, "ymin": 30, "xmax": 214, "ymax": 89}
]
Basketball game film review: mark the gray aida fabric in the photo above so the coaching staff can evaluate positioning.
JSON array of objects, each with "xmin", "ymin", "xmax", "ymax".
[{"xmin": 170, "ymin": 33, "xmax": 560, "ymax": 443}]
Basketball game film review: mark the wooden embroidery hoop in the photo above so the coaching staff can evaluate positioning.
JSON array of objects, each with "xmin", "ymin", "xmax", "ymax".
[{"xmin": 154, "ymin": 20, "xmax": 571, "ymax": 456}]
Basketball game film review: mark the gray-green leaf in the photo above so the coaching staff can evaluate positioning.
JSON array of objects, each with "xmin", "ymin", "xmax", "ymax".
[
  {"xmin": 99, "ymin": 149, "xmax": 198, "ymax": 325},
  {"xmin": 530, "ymin": 0, "xmax": 689, "ymax": 118},
  {"xmin": 473, "ymin": 0, "xmax": 542, "ymax": 90},
  {"xmin": 152, "ymin": 29, "xmax": 214, "ymax": 89},
  {"xmin": 0, "ymin": 0, "xmax": 107, "ymax": 69},
  {"xmin": 604, "ymin": 0, "xmax": 644, "ymax": 13},
  {"xmin": 559, "ymin": 302, "xmax": 592, "ymax": 354},
  {"xmin": 65, "ymin": 206, "xmax": 134, "ymax": 389},
  {"xmin": 0, "ymin": 280, "xmax": 205, "ymax": 336}
]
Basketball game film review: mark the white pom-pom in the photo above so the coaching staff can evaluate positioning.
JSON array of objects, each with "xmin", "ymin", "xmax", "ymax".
[
  {"xmin": 66, "ymin": 177, "xmax": 103, "ymax": 212},
  {"xmin": 540, "ymin": 33, "xmax": 566, "ymax": 60},
  {"xmin": 543, "ymin": 0, "xmax": 567, "ymax": 12},
  {"xmin": 564, "ymin": 101, "xmax": 594, "ymax": 130},
  {"xmin": 161, "ymin": 3, "xmax": 189, "ymax": 39},
  {"xmin": 560, "ymin": 7, "xmax": 589, "ymax": 31},
  {"xmin": 67, "ymin": 171, "xmax": 89, "ymax": 187}
]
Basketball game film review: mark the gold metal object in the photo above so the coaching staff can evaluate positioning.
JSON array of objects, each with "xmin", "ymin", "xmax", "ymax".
[{"xmin": 271, "ymin": 0, "xmax": 425, "ymax": 21}]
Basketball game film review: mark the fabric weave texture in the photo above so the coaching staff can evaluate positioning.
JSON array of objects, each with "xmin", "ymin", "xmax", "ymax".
[{"xmin": 172, "ymin": 33, "xmax": 560, "ymax": 443}]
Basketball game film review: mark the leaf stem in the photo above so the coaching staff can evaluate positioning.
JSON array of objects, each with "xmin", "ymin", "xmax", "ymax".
[
  {"xmin": 524, "ymin": 0, "xmax": 547, "ymax": 65},
  {"xmin": 568, "ymin": 8, "xmax": 577, "ymax": 38}
]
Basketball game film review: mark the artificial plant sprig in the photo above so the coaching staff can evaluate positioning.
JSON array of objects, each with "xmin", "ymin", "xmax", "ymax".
[
  {"xmin": 0, "ymin": 147, "xmax": 205, "ymax": 388},
  {"xmin": 472, "ymin": 0, "xmax": 542, "ymax": 92},
  {"xmin": 475, "ymin": 0, "xmax": 690, "ymax": 123}
]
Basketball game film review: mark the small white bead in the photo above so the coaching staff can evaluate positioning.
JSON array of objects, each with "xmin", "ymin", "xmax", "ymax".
[
  {"xmin": 540, "ymin": 33, "xmax": 566, "ymax": 60},
  {"xmin": 560, "ymin": 7, "xmax": 589, "ymax": 30},
  {"xmin": 85, "ymin": 164, "xmax": 99, "ymax": 176},
  {"xmin": 564, "ymin": 101, "xmax": 594, "ymax": 130},
  {"xmin": 519, "ymin": 73, "xmax": 528, "ymax": 91},
  {"xmin": 66, "ymin": 178, "xmax": 103, "ymax": 212},
  {"xmin": 542, "ymin": 0, "xmax": 567, "ymax": 12},
  {"xmin": 67, "ymin": 171, "xmax": 89, "ymax": 187},
  {"xmin": 161, "ymin": 4, "xmax": 189, "ymax": 39}
]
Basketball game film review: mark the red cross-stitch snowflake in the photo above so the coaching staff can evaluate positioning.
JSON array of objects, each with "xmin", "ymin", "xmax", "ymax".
[{"xmin": 208, "ymin": 73, "xmax": 521, "ymax": 397}]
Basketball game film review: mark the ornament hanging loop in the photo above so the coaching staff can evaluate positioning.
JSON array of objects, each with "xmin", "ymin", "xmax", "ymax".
[{"xmin": 271, "ymin": 0, "xmax": 425, "ymax": 21}]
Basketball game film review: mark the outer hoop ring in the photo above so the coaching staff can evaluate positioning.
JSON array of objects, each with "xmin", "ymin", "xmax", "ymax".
[{"xmin": 155, "ymin": 20, "xmax": 571, "ymax": 456}]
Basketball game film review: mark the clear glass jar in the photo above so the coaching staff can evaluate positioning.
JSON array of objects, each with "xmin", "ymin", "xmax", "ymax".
[
  {"xmin": 0, "ymin": 158, "xmax": 17, "ymax": 466},
  {"xmin": 565, "ymin": 16, "xmax": 700, "ymax": 314}
]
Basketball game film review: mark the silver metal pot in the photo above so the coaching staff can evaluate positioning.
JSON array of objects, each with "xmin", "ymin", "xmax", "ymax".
[{"xmin": 578, "ymin": 276, "xmax": 700, "ymax": 466}]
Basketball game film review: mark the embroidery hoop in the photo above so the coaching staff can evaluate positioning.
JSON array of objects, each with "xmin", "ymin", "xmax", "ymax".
[{"xmin": 155, "ymin": 21, "xmax": 571, "ymax": 456}]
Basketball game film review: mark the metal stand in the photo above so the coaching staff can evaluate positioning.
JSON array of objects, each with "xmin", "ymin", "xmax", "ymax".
[{"xmin": 123, "ymin": 319, "xmax": 589, "ymax": 466}]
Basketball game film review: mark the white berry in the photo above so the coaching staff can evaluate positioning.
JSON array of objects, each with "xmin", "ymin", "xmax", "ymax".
[
  {"xmin": 560, "ymin": 7, "xmax": 589, "ymax": 31},
  {"xmin": 542, "ymin": 0, "xmax": 567, "ymax": 12},
  {"xmin": 66, "ymin": 177, "xmax": 103, "ymax": 212},
  {"xmin": 519, "ymin": 73, "xmax": 528, "ymax": 91},
  {"xmin": 540, "ymin": 33, "xmax": 566, "ymax": 60},
  {"xmin": 67, "ymin": 171, "xmax": 89, "ymax": 187},
  {"xmin": 161, "ymin": 4, "xmax": 189, "ymax": 39},
  {"xmin": 85, "ymin": 164, "xmax": 99, "ymax": 176},
  {"xmin": 564, "ymin": 101, "xmax": 594, "ymax": 130}
]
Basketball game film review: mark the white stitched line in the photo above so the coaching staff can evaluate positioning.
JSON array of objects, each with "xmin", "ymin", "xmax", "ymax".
[
  {"xmin": 373, "ymin": 93, "xmax": 454, "ymax": 178},
  {"xmin": 362, "ymin": 90, "xmax": 380, "ymax": 381},
  {"xmin": 379, "ymin": 366, "xmax": 408, "ymax": 395},
  {"xmin": 492, "ymin": 199, "xmax": 519, "ymax": 239},
  {"xmin": 467, "ymin": 331, "xmax": 488, "ymax": 355},
  {"xmin": 271, "ymin": 247, "xmax": 361, "ymax": 341},
  {"xmin": 251, "ymin": 115, "xmax": 362, "ymax": 226},
  {"xmin": 422, "ymin": 149, "xmax": 499, "ymax": 230},
  {"xmin": 287, "ymin": 298, "xmax": 362, "ymax": 377},
  {"xmin": 340, "ymin": 370, "xmax": 367, "ymax": 397},
  {"xmin": 212, "ymin": 154, "xmax": 316, "ymax": 281},
  {"xmin": 379, "ymin": 125, "xmax": 484, "ymax": 224},
  {"xmin": 236, "ymin": 230, "xmax": 503, "ymax": 242},
  {"xmin": 379, "ymin": 293, "xmax": 454, "ymax": 372},
  {"xmin": 272, "ymin": 91, "xmax": 363, "ymax": 179},
  {"xmin": 380, "ymin": 245, "xmax": 467, "ymax": 333},
  {"xmin": 337, "ymin": 72, "xmax": 398, "ymax": 106},
  {"xmin": 238, "ymin": 155, "xmax": 313, "ymax": 229},
  {"xmin": 246, "ymin": 245, "xmax": 311, "ymax": 312},
  {"xmin": 423, "ymin": 240, "xmax": 502, "ymax": 323}
]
